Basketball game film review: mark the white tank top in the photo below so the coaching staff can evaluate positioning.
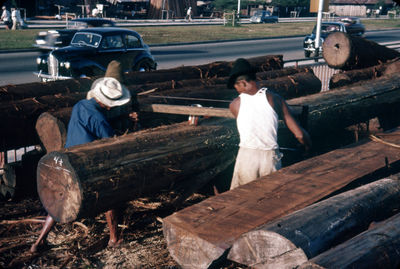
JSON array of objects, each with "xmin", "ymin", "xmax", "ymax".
[{"xmin": 237, "ymin": 88, "xmax": 279, "ymax": 150}]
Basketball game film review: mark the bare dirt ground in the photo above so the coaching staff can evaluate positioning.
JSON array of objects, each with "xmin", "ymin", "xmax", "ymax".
[
  {"xmin": 0, "ymin": 192, "xmax": 221, "ymax": 268},
  {"xmin": 0, "ymin": 188, "xmax": 246, "ymax": 269}
]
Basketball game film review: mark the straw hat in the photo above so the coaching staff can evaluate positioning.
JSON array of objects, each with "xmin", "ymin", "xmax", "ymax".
[
  {"xmin": 227, "ymin": 58, "xmax": 257, "ymax": 89},
  {"xmin": 87, "ymin": 61, "xmax": 131, "ymax": 107}
]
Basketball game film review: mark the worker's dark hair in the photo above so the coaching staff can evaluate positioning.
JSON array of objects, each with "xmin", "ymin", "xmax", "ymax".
[{"xmin": 235, "ymin": 73, "xmax": 257, "ymax": 84}]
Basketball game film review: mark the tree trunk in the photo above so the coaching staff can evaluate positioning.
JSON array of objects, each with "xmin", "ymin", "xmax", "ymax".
[
  {"xmin": 303, "ymin": 213, "xmax": 400, "ymax": 269},
  {"xmin": 0, "ymin": 55, "xmax": 283, "ymax": 102},
  {"xmin": 1, "ymin": 69, "xmax": 319, "ymax": 151},
  {"xmin": 322, "ymin": 32, "xmax": 400, "ymax": 70},
  {"xmin": 125, "ymin": 54, "xmax": 283, "ymax": 84},
  {"xmin": 329, "ymin": 59, "xmax": 400, "ymax": 89},
  {"xmin": 288, "ymin": 73, "xmax": 400, "ymax": 140},
  {"xmin": 132, "ymin": 66, "xmax": 313, "ymax": 95},
  {"xmin": 258, "ymin": 71, "xmax": 321, "ymax": 99},
  {"xmin": 36, "ymin": 118, "xmax": 238, "ymax": 223},
  {"xmin": 34, "ymin": 103, "xmax": 307, "ymax": 153},
  {"xmin": 162, "ymin": 127, "xmax": 400, "ymax": 269},
  {"xmin": 0, "ymin": 78, "xmax": 92, "ymax": 102},
  {"xmin": 228, "ymin": 176, "xmax": 400, "ymax": 267},
  {"xmin": 0, "ymin": 92, "xmax": 85, "ymax": 151},
  {"xmin": 35, "ymin": 109, "xmax": 70, "ymax": 153}
]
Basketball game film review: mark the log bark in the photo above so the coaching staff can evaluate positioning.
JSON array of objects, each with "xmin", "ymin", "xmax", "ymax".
[
  {"xmin": 322, "ymin": 32, "xmax": 400, "ymax": 70},
  {"xmin": 228, "ymin": 176, "xmax": 400, "ymax": 267},
  {"xmin": 303, "ymin": 213, "xmax": 400, "ymax": 269},
  {"xmin": 288, "ymin": 73, "xmax": 400, "ymax": 139},
  {"xmin": 329, "ymin": 59, "xmax": 400, "ymax": 89},
  {"xmin": 124, "ymin": 55, "xmax": 283, "ymax": 85},
  {"xmin": 0, "ymin": 78, "xmax": 92, "ymax": 102},
  {"xmin": 35, "ymin": 104, "xmax": 307, "ymax": 154},
  {"xmin": 131, "ymin": 66, "xmax": 312, "ymax": 96},
  {"xmin": 0, "ymin": 92, "xmax": 85, "ymax": 151},
  {"xmin": 0, "ymin": 55, "xmax": 283, "ymax": 102},
  {"xmin": 162, "ymin": 127, "xmax": 400, "ymax": 269},
  {"xmin": 36, "ymin": 118, "xmax": 238, "ymax": 223},
  {"xmin": 1, "ymin": 70, "xmax": 318, "ymax": 151}
]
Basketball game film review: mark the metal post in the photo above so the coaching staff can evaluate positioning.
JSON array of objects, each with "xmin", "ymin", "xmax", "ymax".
[
  {"xmin": 315, "ymin": 0, "xmax": 325, "ymax": 52},
  {"xmin": 237, "ymin": 0, "xmax": 241, "ymax": 14}
]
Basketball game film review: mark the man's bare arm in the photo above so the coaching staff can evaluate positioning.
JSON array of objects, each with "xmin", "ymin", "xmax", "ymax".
[
  {"xmin": 271, "ymin": 93, "xmax": 312, "ymax": 150},
  {"xmin": 229, "ymin": 97, "xmax": 241, "ymax": 118}
]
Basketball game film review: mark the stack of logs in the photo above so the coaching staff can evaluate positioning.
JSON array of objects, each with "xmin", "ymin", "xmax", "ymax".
[
  {"xmin": 3, "ymin": 33, "xmax": 400, "ymax": 269},
  {"xmin": 161, "ymin": 33, "xmax": 400, "ymax": 268},
  {"xmin": 1, "ymin": 55, "xmax": 322, "ymax": 199}
]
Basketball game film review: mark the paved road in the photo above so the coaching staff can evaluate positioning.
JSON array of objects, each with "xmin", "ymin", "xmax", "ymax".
[{"xmin": 0, "ymin": 29, "xmax": 399, "ymax": 86}]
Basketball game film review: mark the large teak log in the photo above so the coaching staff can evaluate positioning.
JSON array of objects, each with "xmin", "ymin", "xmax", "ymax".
[
  {"xmin": 228, "ymin": 176, "xmax": 400, "ymax": 268},
  {"xmin": 162, "ymin": 127, "xmax": 400, "ymax": 269},
  {"xmin": 329, "ymin": 59, "xmax": 400, "ymax": 89},
  {"xmin": 288, "ymin": 73, "xmax": 400, "ymax": 139},
  {"xmin": 36, "ymin": 118, "xmax": 238, "ymax": 223},
  {"xmin": 301, "ymin": 213, "xmax": 400, "ymax": 269},
  {"xmin": 322, "ymin": 32, "xmax": 400, "ymax": 70},
  {"xmin": 0, "ymin": 55, "xmax": 283, "ymax": 102}
]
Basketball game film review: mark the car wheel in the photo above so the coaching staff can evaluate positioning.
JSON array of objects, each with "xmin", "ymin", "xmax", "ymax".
[
  {"xmin": 304, "ymin": 51, "xmax": 311, "ymax": 58},
  {"xmin": 134, "ymin": 59, "xmax": 154, "ymax": 72}
]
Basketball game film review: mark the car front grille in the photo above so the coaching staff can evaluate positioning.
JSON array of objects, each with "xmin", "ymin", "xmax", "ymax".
[{"xmin": 48, "ymin": 53, "xmax": 58, "ymax": 77}]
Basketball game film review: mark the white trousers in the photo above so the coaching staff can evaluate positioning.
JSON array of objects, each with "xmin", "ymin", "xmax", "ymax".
[{"xmin": 230, "ymin": 147, "xmax": 282, "ymax": 190}]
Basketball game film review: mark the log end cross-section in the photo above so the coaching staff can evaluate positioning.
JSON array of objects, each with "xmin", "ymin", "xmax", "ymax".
[
  {"xmin": 322, "ymin": 32, "xmax": 352, "ymax": 69},
  {"xmin": 35, "ymin": 112, "xmax": 68, "ymax": 152},
  {"xmin": 37, "ymin": 152, "xmax": 82, "ymax": 223},
  {"xmin": 228, "ymin": 230, "xmax": 308, "ymax": 267}
]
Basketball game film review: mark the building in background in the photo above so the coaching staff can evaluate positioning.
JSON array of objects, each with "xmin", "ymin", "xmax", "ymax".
[{"xmin": 329, "ymin": 0, "xmax": 395, "ymax": 17}]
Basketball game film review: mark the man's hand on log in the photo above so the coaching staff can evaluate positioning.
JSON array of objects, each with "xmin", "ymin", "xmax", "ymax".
[
  {"xmin": 128, "ymin": 112, "xmax": 139, "ymax": 131},
  {"xmin": 128, "ymin": 112, "xmax": 139, "ymax": 122}
]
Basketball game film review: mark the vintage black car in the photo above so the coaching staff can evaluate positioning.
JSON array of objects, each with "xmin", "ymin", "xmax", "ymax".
[
  {"xmin": 303, "ymin": 20, "xmax": 365, "ymax": 58},
  {"xmin": 249, "ymin": 10, "xmax": 278, "ymax": 23},
  {"xmin": 35, "ymin": 28, "xmax": 157, "ymax": 81},
  {"xmin": 34, "ymin": 18, "xmax": 116, "ymax": 52},
  {"xmin": 338, "ymin": 17, "xmax": 365, "ymax": 36}
]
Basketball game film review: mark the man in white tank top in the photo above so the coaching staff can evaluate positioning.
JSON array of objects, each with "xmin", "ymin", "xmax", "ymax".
[{"xmin": 228, "ymin": 58, "xmax": 312, "ymax": 189}]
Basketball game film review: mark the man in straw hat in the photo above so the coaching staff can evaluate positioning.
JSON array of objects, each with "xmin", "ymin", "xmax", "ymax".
[
  {"xmin": 227, "ymin": 58, "xmax": 312, "ymax": 190},
  {"xmin": 30, "ymin": 60, "xmax": 136, "ymax": 253}
]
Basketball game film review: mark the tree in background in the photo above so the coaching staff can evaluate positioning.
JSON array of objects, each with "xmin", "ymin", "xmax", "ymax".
[
  {"xmin": 270, "ymin": 0, "xmax": 310, "ymax": 17},
  {"xmin": 212, "ymin": 0, "xmax": 265, "ymax": 12}
]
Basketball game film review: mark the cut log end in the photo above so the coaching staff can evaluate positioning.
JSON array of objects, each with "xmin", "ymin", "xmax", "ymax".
[
  {"xmin": 322, "ymin": 32, "xmax": 352, "ymax": 69},
  {"xmin": 36, "ymin": 112, "xmax": 67, "ymax": 152},
  {"xmin": 37, "ymin": 152, "xmax": 82, "ymax": 223},
  {"xmin": 227, "ymin": 230, "xmax": 307, "ymax": 266}
]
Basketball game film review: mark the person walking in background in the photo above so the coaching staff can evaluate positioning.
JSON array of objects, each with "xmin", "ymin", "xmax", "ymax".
[
  {"xmin": 1, "ymin": 6, "xmax": 11, "ymax": 30},
  {"xmin": 186, "ymin": 7, "xmax": 192, "ymax": 22},
  {"xmin": 15, "ymin": 8, "xmax": 26, "ymax": 28},
  {"xmin": 11, "ymin": 7, "xmax": 18, "ymax": 30},
  {"xmin": 227, "ymin": 58, "xmax": 312, "ymax": 190}
]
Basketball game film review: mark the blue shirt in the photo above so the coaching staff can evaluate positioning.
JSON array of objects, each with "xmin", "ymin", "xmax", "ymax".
[{"xmin": 65, "ymin": 98, "xmax": 115, "ymax": 148}]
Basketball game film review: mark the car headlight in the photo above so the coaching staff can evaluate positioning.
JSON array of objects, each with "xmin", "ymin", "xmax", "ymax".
[
  {"xmin": 60, "ymin": 62, "xmax": 71, "ymax": 69},
  {"xmin": 36, "ymin": 57, "xmax": 42, "ymax": 65}
]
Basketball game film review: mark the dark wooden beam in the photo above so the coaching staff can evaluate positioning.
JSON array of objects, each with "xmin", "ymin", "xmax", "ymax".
[{"xmin": 162, "ymin": 127, "xmax": 400, "ymax": 269}]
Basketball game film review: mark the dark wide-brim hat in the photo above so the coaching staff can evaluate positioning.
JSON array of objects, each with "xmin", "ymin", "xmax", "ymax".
[{"xmin": 227, "ymin": 58, "xmax": 257, "ymax": 89}]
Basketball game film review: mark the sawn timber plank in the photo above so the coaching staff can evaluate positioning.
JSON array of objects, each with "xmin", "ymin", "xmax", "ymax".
[{"xmin": 162, "ymin": 127, "xmax": 400, "ymax": 269}]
